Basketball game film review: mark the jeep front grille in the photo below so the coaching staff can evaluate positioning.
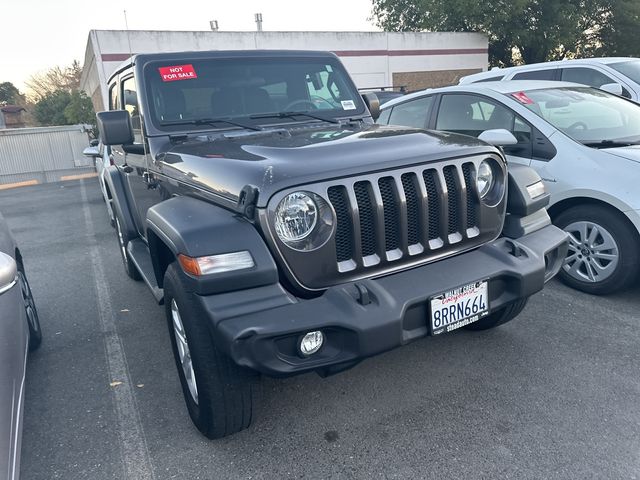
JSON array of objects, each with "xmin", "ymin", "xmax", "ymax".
[
  {"xmin": 263, "ymin": 155, "xmax": 506, "ymax": 291},
  {"xmin": 327, "ymin": 162, "xmax": 484, "ymax": 273}
]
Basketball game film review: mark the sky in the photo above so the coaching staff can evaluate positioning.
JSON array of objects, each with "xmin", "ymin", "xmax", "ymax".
[{"xmin": 1, "ymin": 0, "xmax": 378, "ymax": 93}]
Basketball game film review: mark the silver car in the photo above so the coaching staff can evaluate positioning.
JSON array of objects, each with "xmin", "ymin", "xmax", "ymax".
[
  {"xmin": 0, "ymin": 211, "xmax": 41, "ymax": 480},
  {"xmin": 379, "ymin": 81, "xmax": 640, "ymax": 294},
  {"xmin": 459, "ymin": 57, "xmax": 640, "ymax": 103}
]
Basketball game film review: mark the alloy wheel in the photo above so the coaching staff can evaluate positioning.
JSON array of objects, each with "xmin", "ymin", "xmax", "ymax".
[
  {"xmin": 171, "ymin": 299, "xmax": 199, "ymax": 404},
  {"xmin": 562, "ymin": 221, "xmax": 619, "ymax": 283}
]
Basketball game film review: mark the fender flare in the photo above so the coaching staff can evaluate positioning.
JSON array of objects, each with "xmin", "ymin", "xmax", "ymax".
[{"xmin": 146, "ymin": 196, "xmax": 279, "ymax": 295}]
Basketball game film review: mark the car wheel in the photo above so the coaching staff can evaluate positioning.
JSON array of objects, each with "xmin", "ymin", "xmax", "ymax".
[
  {"xmin": 555, "ymin": 205, "xmax": 639, "ymax": 295},
  {"xmin": 17, "ymin": 266, "xmax": 42, "ymax": 351},
  {"xmin": 114, "ymin": 216, "xmax": 141, "ymax": 281},
  {"xmin": 164, "ymin": 262, "xmax": 257, "ymax": 439},
  {"xmin": 464, "ymin": 297, "xmax": 529, "ymax": 331}
]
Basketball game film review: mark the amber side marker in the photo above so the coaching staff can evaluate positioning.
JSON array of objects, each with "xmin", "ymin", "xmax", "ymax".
[{"xmin": 0, "ymin": 180, "xmax": 39, "ymax": 190}]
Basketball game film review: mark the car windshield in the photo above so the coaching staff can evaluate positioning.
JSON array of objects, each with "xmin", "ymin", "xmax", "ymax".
[
  {"xmin": 145, "ymin": 56, "xmax": 365, "ymax": 132},
  {"xmin": 514, "ymin": 86, "xmax": 640, "ymax": 145},
  {"xmin": 609, "ymin": 59, "xmax": 640, "ymax": 85}
]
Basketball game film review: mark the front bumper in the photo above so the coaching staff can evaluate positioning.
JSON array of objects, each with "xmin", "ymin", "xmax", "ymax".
[{"xmin": 197, "ymin": 224, "xmax": 568, "ymax": 377}]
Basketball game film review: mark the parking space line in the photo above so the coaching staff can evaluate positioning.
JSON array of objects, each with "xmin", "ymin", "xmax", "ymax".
[
  {"xmin": 61, "ymin": 172, "xmax": 98, "ymax": 181},
  {"xmin": 0, "ymin": 180, "xmax": 39, "ymax": 190},
  {"xmin": 80, "ymin": 180, "xmax": 155, "ymax": 480}
]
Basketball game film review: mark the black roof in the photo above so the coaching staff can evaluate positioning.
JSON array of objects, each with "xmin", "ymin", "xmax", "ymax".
[{"xmin": 108, "ymin": 49, "xmax": 339, "ymax": 83}]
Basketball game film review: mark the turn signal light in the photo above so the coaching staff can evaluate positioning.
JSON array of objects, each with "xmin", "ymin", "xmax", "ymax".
[{"xmin": 178, "ymin": 251, "xmax": 254, "ymax": 276}]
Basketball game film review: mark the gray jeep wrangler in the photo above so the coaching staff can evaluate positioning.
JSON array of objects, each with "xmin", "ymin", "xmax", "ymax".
[{"xmin": 96, "ymin": 50, "xmax": 568, "ymax": 438}]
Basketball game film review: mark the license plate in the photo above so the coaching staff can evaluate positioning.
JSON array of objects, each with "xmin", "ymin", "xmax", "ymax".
[{"xmin": 430, "ymin": 281, "xmax": 489, "ymax": 335}]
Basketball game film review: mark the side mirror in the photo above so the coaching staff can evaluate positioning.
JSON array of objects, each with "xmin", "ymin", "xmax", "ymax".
[
  {"xmin": 599, "ymin": 83, "xmax": 623, "ymax": 96},
  {"xmin": 361, "ymin": 92, "xmax": 380, "ymax": 121},
  {"xmin": 82, "ymin": 146, "xmax": 100, "ymax": 158},
  {"xmin": 96, "ymin": 110, "xmax": 134, "ymax": 146},
  {"xmin": 478, "ymin": 129, "xmax": 518, "ymax": 147},
  {"xmin": 0, "ymin": 252, "xmax": 17, "ymax": 295},
  {"xmin": 90, "ymin": 139, "xmax": 100, "ymax": 147}
]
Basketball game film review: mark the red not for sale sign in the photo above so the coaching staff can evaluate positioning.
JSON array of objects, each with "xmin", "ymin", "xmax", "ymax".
[{"xmin": 158, "ymin": 64, "xmax": 198, "ymax": 82}]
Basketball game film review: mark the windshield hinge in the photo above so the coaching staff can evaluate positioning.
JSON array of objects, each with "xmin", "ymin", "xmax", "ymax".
[{"xmin": 169, "ymin": 134, "xmax": 188, "ymax": 144}]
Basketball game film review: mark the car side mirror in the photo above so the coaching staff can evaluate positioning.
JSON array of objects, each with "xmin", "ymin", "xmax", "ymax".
[
  {"xmin": 478, "ymin": 129, "xmax": 518, "ymax": 147},
  {"xmin": 0, "ymin": 252, "xmax": 17, "ymax": 295},
  {"xmin": 361, "ymin": 92, "xmax": 380, "ymax": 121},
  {"xmin": 82, "ymin": 146, "xmax": 101, "ymax": 158},
  {"xmin": 599, "ymin": 83, "xmax": 623, "ymax": 96},
  {"xmin": 96, "ymin": 110, "xmax": 134, "ymax": 146}
]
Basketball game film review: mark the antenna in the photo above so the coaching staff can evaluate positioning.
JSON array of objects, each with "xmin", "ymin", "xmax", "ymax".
[
  {"xmin": 255, "ymin": 13, "xmax": 263, "ymax": 32},
  {"xmin": 123, "ymin": 10, "xmax": 134, "ymax": 65},
  {"xmin": 210, "ymin": 20, "xmax": 219, "ymax": 31}
]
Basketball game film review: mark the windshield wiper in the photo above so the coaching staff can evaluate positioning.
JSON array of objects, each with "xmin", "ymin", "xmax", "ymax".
[
  {"xmin": 582, "ymin": 139, "xmax": 640, "ymax": 148},
  {"xmin": 249, "ymin": 111, "xmax": 340, "ymax": 124},
  {"xmin": 160, "ymin": 118, "xmax": 262, "ymax": 131}
]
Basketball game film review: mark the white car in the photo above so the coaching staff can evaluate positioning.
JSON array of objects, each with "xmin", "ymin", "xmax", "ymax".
[
  {"xmin": 83, "ymin": 142, "xmax": 115, "ymax": 227},
  {"xmin": 378, "ymin": 80, "xmax": 640, "ymax": 294},
  {"xmin": 459, "ymin": 57, "xmax": 640, "ymax": 103}
]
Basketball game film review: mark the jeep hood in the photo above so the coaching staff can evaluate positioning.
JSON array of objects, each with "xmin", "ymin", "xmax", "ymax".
[{"xmin": 155, "ymin": 124, "xmax": 498, "ymax": 208}]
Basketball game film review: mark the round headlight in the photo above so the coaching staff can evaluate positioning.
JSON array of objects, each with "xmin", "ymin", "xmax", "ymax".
[
  {"xmin": 274, "ymin": 192, "xmax": 318, "ymax": 243},
  {"xmin": 476, "ymin": 160, "xmax": 495, "ymax": 199}
]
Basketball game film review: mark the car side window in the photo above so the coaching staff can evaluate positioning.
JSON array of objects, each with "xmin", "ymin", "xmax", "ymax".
[
  {"xmin": 377, "ymin": 107, "xmax": 391, "ymax": 124},
  {"xmin": 436, "ymin": 94, "xmax": 532, "ymax": 158},
  {"xmin": 121, "ymin": 76, "xmax": 142, "ymax": 144},
  {"xmin": 560, "ymin": 67, "xmax": 614, "ymax": 88},
  {"xmin": 386, "ymin": 96, "xmax": 432, "ymax": 129},
  {"xmin": 109, "ymin": 83, "xmax": 119, "ymax": 110},
  {"xmin": 512, "ymin": 69, "xmax": 556, "ymax": 81}
]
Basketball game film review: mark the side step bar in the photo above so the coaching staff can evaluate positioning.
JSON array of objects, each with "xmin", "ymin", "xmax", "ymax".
[{"xmin": 127, "ymin": 238, "xmax": 164, "ymax": 304}]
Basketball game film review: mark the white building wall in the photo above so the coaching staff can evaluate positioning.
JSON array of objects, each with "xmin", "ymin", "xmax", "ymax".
[{"xmin": 81, "ymin": 30, "xmax": 488, "ymax": 110}]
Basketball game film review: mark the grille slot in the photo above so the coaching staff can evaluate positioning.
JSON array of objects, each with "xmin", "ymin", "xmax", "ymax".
[
  {"xmin": 327, "ymin": 186, "xmax": 353, "ymax": 262},
  {"xmin": 422, "ymin": 169, "xmax": 440, "ymax": 240},
  {"xmin": 443, "ymin": 166, "xmax": 459, "ymax": 235},
  {"xmin": 353, "ymin": 182, "xmax": 377, "ymax": 257},
  {"xmin": 401, "ymin": 173, "xmax": 420, "ymax": 246},
  {"xmin": 462, "ymin": 163, "xmax": 477, "ymax": 229},
  {"xmin": 378, "ymin": 177, "xmax": 400, "ymax": 252}
]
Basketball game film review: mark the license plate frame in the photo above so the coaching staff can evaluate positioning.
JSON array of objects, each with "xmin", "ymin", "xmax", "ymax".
[{"xmin": 429, "ymin": 280, "xmax": 489, "ymax": 335}]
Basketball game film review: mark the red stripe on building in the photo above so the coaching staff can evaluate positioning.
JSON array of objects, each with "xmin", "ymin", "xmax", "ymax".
[
  {"xmin": 102, "ymin": 53, "xmax": 134, "ymax": 62},
  {"xmin": 101, "ymin": 48, "xmax": 487, "ymax": 62},
  {"xmin": 334, "ymin": 48, "xmax": 488, "ymax": 57}
]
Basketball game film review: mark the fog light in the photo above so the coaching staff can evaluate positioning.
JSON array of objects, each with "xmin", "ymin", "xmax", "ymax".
[{"xmin": 299, "ymin": 331, "xmax": 324, "ymax": 356}]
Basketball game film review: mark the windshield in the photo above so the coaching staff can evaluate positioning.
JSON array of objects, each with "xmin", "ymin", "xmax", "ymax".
[
  {"xmin": 513, "ymin": 86, "xmax": 640, "ymax": 145},
  {"xmin": 144, "ymin": 56, "xmax": 365, "ymax": 131},
  {"xmin": 609, "ymin": 60, "xmax": 640, "ymax": 85}
]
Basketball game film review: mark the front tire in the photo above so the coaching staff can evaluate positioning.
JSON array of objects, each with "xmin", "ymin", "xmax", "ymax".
[
  {"xmin": 464, "ymin": 297, "xmax": 529, "ymax": 331},
  {"xmin": 17, "ymin": 266, "xmax": 42, "ymax": 351},
  {"xmin": 164, "ymin": 263, "xmax": 257, "ymax": 439},
  {"xmin": 555, "ymin": 205, "xmax": 639, "ymax": 295}
]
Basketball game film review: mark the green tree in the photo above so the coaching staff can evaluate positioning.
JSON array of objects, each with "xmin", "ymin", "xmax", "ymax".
[
  {"xmin": 33, "ymin": 90, "xmax": 72, "ymax": 126},
  {"xmin": 0, "ymin": 82, "xmax": 23, "ymax": 105},
  {"xmin": 597, "ymin": 0, "xmax": 640, "ymax": 57},
  {"xmin": 64, "ymin": 90, "xmax": 95, "ymax": 124},
  {"xmin": 371, "ymin": 0, "xmax": 631, "ymax": 66}
]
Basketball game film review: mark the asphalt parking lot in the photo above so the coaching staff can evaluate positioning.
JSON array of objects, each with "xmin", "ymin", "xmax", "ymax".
[{"xmin": 1, "ymin": 179, "xmax": 639, "ymax": 480}]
